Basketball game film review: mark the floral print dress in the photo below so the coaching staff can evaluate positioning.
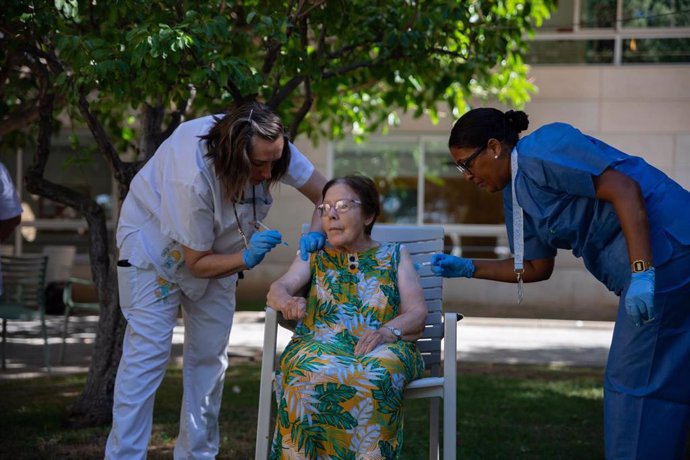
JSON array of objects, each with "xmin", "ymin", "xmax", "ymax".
[{"xmin": 271, "ymin": 243, "xmax": 425, "ymax": 460}]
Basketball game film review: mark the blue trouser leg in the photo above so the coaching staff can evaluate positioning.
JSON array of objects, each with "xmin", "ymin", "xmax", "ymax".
[
  {"xmin": 604, "ymin": 249, "xmax": 690, "ymax": 459},
  {"xmin": 605, "ymin": 390, "xmax": 690, "ymax": 459}
]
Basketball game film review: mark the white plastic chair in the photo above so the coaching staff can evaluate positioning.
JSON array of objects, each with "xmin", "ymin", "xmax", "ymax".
[{"xmin": 255, "ymin": 224, "xmax": 460, "ymax": 460}]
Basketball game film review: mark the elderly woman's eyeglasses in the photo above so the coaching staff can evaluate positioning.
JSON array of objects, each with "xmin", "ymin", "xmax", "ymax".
[
  {"xmin": 317, "ymin": 199, "xmax": 362, "ymax": 217},
  {"xmin": 455, "ymin": 145, "xmax": 486, "ymax": 176}
]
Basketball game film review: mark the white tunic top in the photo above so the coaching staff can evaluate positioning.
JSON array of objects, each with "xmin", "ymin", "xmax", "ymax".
[
  {"xmin": 116, "ymin": 115, "xmax": 314, "ymax": 300},
  {"xmin": 0, "ymin": 162, "xmax": 22, "ymax": 295}
]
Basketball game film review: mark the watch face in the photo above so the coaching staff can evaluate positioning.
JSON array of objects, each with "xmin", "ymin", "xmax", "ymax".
[
  {"xmin": 386, "ymin": 326, "xmax": 401, "ymax": 339},
  {"xmin": 632, "ymin": 260, "xmax": 650, "ymax": 272}
]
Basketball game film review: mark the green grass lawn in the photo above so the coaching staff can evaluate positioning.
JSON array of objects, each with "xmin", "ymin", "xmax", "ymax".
[{"xmin": 0, "ymin": 362, "xmax": 605, "ymax": 459}]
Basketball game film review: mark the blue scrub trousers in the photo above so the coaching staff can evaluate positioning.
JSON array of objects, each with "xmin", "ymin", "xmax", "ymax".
[{"xmin": 604, "ymin": 245, "xmax": 690, "ymax": 459}]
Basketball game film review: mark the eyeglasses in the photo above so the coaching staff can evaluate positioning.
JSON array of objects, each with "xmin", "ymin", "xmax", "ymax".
[
  {"xmin": 317, "ymin": 199, "xmax": 362, "ymax": 216},
  {"xmin": 455, "ymin": 145, "xmax": 486, "ymax": 176}
]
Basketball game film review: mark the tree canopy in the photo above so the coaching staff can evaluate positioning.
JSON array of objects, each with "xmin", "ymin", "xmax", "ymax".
[
  {"xmin": 1, "ymin": 0, "xmax": 554, "ymax": 425},
  {"xmin": 3, "ymin": 0, "xmax": 553, "ymax": 147}
]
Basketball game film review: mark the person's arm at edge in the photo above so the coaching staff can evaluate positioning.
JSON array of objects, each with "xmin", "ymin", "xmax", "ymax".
[
  {"xmin": 267, "ymin": 255, "xmax": 311, "ymax": 319},
  {"xmin": 471, "ymin": 257, "xmax": 554, "ymax": 283},
  {"xmin": 181, "ymin": 170, "xmax": 327, "ymax": 279},
  {"xmin": 593, "ymin": 168, "xmax": 652, "ymax": 265},
  {"xmin": 0, "ymin": 215, "xmax": 21, "ymax": 242},
  {"xmin": 355, "ymin": 247, "xmax": 428, "ymax": 355},
  {"xmin": 297, "ymin": 169, "xmax": 327, "ymax": 232},
  {"xmin": 385, "ymin": 246, "xmax": 428, "ymax": 341},
  {"xmin": 182, "ymin": 246, "xmax": 247, "ymax": 278}
]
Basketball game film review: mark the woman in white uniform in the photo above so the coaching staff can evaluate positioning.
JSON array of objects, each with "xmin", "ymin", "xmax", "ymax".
[{"xmin": 105, "ymin": 101, "xmax": 327, "ymax": 459}]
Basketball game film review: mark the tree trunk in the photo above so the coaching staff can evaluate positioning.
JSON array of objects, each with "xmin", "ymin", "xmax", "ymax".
[
  {"xmin": 64, "ymin": 208, "xmax": 126, "ymax": 427},
  {"xmin": 24, "ymin": 93, "xmax": 127, "ymax": 426},
  {"xmin": 65, "ymin": 103, "xmax": 171, "ymax": 427},
  {"xmin": 25, "ymin": 94, "xmax": 179, "ymax": 427}
]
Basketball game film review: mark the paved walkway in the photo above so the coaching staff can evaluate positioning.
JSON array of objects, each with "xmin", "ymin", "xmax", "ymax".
[{"xmin": 0, "ymin": 312, "xmax": 614, "ymax": 379}]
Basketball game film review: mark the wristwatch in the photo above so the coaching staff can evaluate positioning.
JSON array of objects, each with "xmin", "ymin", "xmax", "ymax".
[
  {"xmin": 631, "ymin": 259, "xmax": 652, "ymax": 273},
  {"xmin": 385, "ymin": 326, "xmax": 402, "ymax": 341}
]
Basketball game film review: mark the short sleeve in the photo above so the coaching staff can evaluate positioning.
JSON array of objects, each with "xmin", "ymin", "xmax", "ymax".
[
  {"xmin": 281, "ymin": 143, "xmax": 315, "ymax": 189},
  {"xmin": 503, "ymin": 186, "xmax": 557, "ymax": 261},
  {"xmin": 156, "ymin": 132, "xmax": 216, "ymax": 252},
  {"xmin": 0, "ymin": 163, "xmax": 22, "ymax": 220},
  {"xmin": 159, "ymin": 177, "xmax": 215, "ymax": 251},
  {"xmin": 518, "ymin": 123, "xmax": 623, "ymax": 198}
]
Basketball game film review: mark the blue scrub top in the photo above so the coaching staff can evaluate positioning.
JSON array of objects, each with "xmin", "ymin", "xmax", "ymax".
[{"xmin": 503, "ymin": 123, "xmax": 690, "ymax": 295}]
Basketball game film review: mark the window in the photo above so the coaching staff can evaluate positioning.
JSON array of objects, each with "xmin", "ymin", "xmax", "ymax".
[
  {"xmin": 528, "ymin": 0, "xmax": 690, "ymax": 64},
  {"xmin": 528, "ymin": 40, "xmax": 615, "ymax": 64}
]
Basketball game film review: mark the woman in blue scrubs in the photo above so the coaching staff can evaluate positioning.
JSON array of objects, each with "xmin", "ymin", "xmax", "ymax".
[{"xmin": 433, "ymin": 107, "xmax": 690, "ymax": 459}]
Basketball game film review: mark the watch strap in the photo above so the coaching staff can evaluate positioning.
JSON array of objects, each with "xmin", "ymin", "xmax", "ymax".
[
  {"xmin": 631, "ymin": 260, "xmax": 652, "ymax": 273},
  {"xmin": 385, "ymin": 326, "xmax": 401, "ymax": 340}
]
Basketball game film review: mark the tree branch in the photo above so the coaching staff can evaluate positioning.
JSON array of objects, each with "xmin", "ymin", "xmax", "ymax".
[
  {"xmin": 288, "ymin": 78, "xmax": 312, "ymax": 140},
  {"xmin": 267, "ymin": 75, "xmax": 304, "ymax": 109},
  {"xmin": 322, "ymin": 57, "xmax": 387, "ymax": 79},
  {"xmin": 158, "ymin": 99, "xmax": 189, "ymax": 145},
  {"xmin": 262, "ymin": 0, "xmax": 298, "ymax": 77},
  {"xmin": 295, "ymin": 0, "xmax": 326, "ymax": 19},
  {"xmin": 288, "ymin": 16, "xmax": 314, "ymax": 139},
  {"xmin": 0, "ymin": 105, "xmax": 41, "ymax": 137},
  {"xmin": 76, "ymin": 91, "xmax": 140, "ymax": 191},
  {"xmin": 225, "ymin": 79, "xmax": 244, "ymax": 102},
  {"xmin": 27, "ymin": 92, "xmax": 54, "ymax": 177},
  {"xmin": 137, "ymin": 103, "xmax": 165, "ymax": 161},
  {"xmin": 325, "ymin": 34, "xmax": 384, "ymax": 60},
  {"xmin": 24, "ymin": 92, "xmax": 99, "ymax": 216}
]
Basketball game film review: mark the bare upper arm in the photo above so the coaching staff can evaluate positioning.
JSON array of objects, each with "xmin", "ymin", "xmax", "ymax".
[
  {"xmin": 298, "ymin": 169, "xmax": 328, "ymax": 205},
  {"xmin": 593, "ymin": 168, "xmax": 640, "ymax": 202},
  {"xmin": 273, "ymin": 255, "xmax": 312, "ymax": 296},
  {"xmin": 396, "ymin": 246, "xmax": 428, "ymax": 317}
]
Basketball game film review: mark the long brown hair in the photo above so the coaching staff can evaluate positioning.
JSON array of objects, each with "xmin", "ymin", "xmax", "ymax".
[{"xmin": 200, "ymin": 101, "xmax": 291, "ymax": 201}]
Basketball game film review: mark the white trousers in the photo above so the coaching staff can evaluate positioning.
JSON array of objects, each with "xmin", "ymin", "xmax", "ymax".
[{"xmin": 105, "ymin": 266, "xmax": 236, "ymax": 459}]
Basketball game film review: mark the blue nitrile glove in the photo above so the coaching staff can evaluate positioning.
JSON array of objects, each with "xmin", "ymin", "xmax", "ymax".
[
  {"xmin": 624, "ymin": 268, "xmax": 656, "ymax": 327},
  {"xmin": 299, "ymin": 231, "xmax": 326, "ymax": 261},
  {"xmin": 430, "ymin": 253, "xmax": 476, "ymax": 278},
  {"xmin": 242, "ymin": 230, "xmax": 283, "ymax": 269}
]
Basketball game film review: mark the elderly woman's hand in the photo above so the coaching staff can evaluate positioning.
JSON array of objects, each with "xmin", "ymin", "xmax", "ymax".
[
  {"xmin": 355, "ymin": 329, "xmax": 395, "ymax": 355},
  {"xmin": 281, "ymin": 296, "xmax": 307, "ymax": 321}
]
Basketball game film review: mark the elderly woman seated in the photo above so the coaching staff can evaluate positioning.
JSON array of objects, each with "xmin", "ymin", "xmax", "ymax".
[{"xmin": 266, "ymin": 175, "xmax": 428, "ymax": 459}]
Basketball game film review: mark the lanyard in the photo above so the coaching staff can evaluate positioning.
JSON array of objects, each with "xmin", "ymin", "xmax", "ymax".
[
  {"xmin": 232, "ymin": 186, "xmax": 258, "ymax": 249},
  {"xmin": 511, "ymin": 147, "xmax": 524, "ymax": 304}
]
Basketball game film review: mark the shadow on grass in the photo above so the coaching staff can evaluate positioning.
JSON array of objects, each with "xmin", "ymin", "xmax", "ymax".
[{"xmin": 0, "ymin": 362, "xmax": 605, "ymax": 459}]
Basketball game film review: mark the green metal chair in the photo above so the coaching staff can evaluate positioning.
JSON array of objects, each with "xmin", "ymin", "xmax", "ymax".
[
  {"xmin": 0, "ymin": 254, "xmax": 50, "ymax": 372},
  {"xmin": 60, "ymin": 277, "xmax": 99, "ymax": 364}
]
